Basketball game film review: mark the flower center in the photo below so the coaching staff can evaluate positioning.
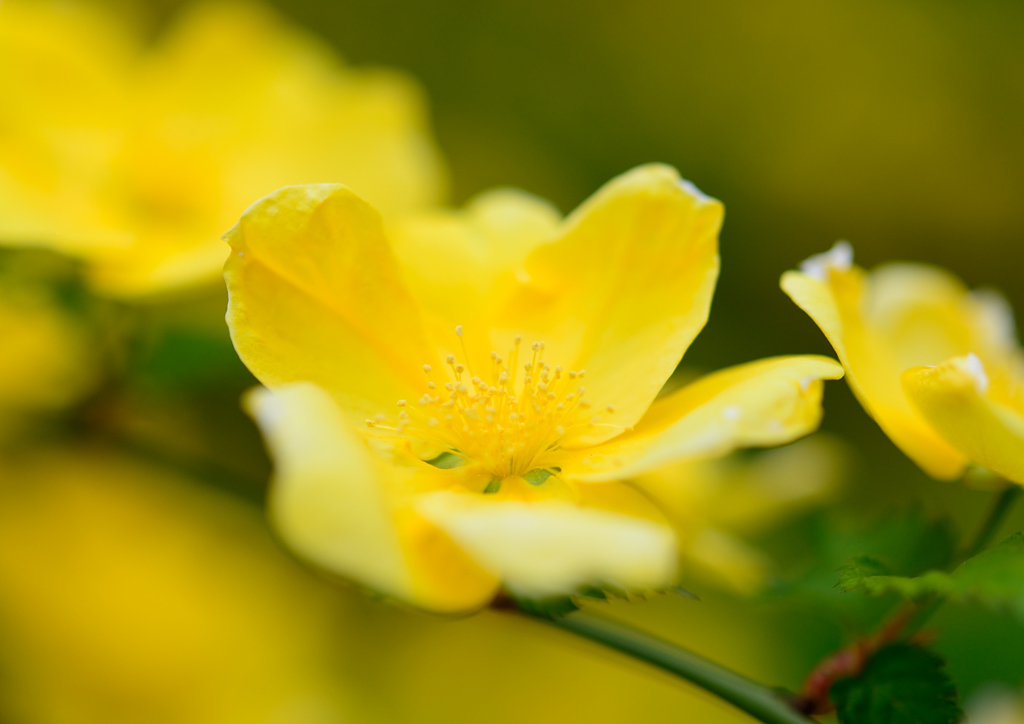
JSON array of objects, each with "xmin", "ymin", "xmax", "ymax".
[{"xmin": 367, "ymin": 327, "xmax": 616, "ymax": 478}]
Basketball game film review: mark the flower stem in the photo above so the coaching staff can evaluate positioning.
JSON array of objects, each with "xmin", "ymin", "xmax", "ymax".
[
  {"xmin": 962, "ymin": 483, "xmax": 1021, "ymax": 561},
  {"xmin": 523, "ymin": 609, "xmax": 814, "ymax": 724},
  {"xmin": 904, "ymin": 481, "xmax": 1022, "ymax": 635}
]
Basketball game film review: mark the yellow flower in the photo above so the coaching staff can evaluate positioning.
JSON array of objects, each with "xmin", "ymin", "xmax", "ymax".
[
  {"xmin": 0, "ymin": 253, "xmax": 102, "ymax": 430},
  {"xmin": 0, "ymin": 446, "xmax": 360, "ymax": 723},
  {"xmin": 0, "ymin": 0, "xmax": 445, "ymax": 297},
  {"xmin": 226, "ymin": 164, "xmax": 844, "ymax": 612},
  {"xmin": 782, "ymin": 242, "xmax": 1024, "ymax": 483}
]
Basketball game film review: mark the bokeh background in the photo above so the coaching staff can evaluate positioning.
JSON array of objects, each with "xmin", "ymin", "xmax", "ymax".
[{"xmin": 3, "ymin": 0, "xmax": 1024, "ymax": 721}]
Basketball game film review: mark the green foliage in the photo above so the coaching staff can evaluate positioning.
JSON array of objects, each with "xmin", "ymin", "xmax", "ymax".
[
  {"xmin": 838, "ymin": 532, "xmax": 1024, "ymax": 619},
  {"xmin": 831, "ymin": 644, "xmax": 961, "ymax": 724},
  {"xmin": 774, "ymin": 510, "xmax": 956, "ymax": 625},
  {"xmin": 512, "ymin": 595, "xmax": 581, "ymax": 618},
  {"xmin": 513, "ymin": 583, "xmax": 699, "ymax": 619}
]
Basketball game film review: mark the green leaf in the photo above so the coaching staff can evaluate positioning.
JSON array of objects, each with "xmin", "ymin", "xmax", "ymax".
[
  {"xmin": 839, "ymin": 532, "xmax": 1024, "ymax": 618},
  {"xmin": 522, "ymin": 468, "xmax": 557, "ymax": 486},
  {"xmin": 482, "ymin": 478, "xmax": 502, "ymax": 494},
  {"xmin": 831, "ymin": 644, "xmax": 961, "ymax": 724},
  {"xmin": 426, "ymin": 452, "xmax": 468, "ymax": 470},
  {"xmin": 512, "ymin": 595, "xmax": 579, "ymax": 618},
  {"xmin": 773, "ymin": 509, "xmax": 956, "ymax": 626}
]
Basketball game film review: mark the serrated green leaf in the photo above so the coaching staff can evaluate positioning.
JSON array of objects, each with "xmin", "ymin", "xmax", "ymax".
[
  {"xmin": 773, "ymin": 510, "xmax": 957, "ymax": 626},
  {"xmin": 835, "ymin": 555, "xmax": 889, "ymax": 592},
  {"xmin": 831, "ymin": 644, "xmax": 961, "ymax": 724},
  {"xmin": 839, "ymin": 532, "xmax": 1024, "ymax": 618},
  {"xmin": 512, "ymin": 595, "xmax": 579, "ymax": 618}
]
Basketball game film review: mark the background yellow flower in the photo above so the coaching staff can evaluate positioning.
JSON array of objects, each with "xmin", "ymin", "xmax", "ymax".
[
  {"xmin": 782, "ymin": 244, "xmax": 1024, "ymax": 483},
  {"xmin": 0, "ymin": 0, "xmax": 446, "ymax": 296}
]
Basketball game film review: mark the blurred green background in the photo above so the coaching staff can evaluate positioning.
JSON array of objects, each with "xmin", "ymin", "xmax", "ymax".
[{"xmin": 5, "ymin": 0, "xmax": 1024, "ymax": 721}]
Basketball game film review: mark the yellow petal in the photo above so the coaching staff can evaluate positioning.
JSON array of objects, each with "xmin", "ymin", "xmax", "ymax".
[
  {"xmin": 388, "ymin": 188, "xmax": 561, "ymax": 365},
  {"xmin": 248, "ymin": 382, "xmax": 498, "ymax": 613},
  {"xmin": 414, "ymin": 489, "xmax": 677, "ymax": 599},
  {"xmin": 557, "ymin": 355, "xmax": 843, "ymax": 482},
  {"xmin": 225, "ymin": 184, "xmax": 438, "ymax": 424},
  {"xmin": 494, "ymin": 164, "xmax": 723, "ymax": 444},
  {"xmin": 781, "ymin": 253, "xmax": 1019, "ymax": 479},
  {"xmin": 903, "ymin": 356, "xmax": 1024, "ymax": 486}
]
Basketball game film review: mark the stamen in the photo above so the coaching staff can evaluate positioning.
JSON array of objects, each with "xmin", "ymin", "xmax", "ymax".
[{"xmin": 371, "ymin": 330, "xmax": 610, "ymax": 478}]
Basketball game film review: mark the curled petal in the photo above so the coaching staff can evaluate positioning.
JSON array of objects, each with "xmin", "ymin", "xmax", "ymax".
[
  {"xmin": 557, "ymin": 355, "xmax": 843, "ymax": 482},
  {"xmin": 903, "ymin": 357, "xmax": 1024, "ymax": 486},
  {"xmin": 226, "ymin": 184, "xmax": 439, "ymax": 424}
]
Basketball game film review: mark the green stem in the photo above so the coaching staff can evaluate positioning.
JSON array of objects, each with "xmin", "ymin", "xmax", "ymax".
[
  {"xmin": 525, "ymin": 609, "xmax": 814, "ymax": 724},
  {"xmin": 905, "ymin": 482, "xmax": 1021, "ymax": 635},
  {"xmin": 961, "ymin": 484, "xmax": 1021, "ymax": 561}
]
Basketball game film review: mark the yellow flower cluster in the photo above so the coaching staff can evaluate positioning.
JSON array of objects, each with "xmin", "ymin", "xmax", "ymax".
[{"xmin": 3, "ymin": 3, "xmax": 1021, "ymax": 707}]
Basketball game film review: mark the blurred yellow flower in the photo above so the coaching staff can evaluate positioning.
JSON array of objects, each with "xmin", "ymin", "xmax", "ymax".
[
  {"xmin": 782, "ymin": 242, "xmax": 1024, "ymax": 483},
  {"xmin": 638, "ymin": 436, "xmax": 843, "ymax": 594},
  {"xmin": 0, "ymin": 253, "xmax": 102, "ymax": 430},
  {"xmin": 226, "ymin": 164, "xmax": 843, "ymax": 612},
  {"xmin": 0, "ymin": 445, "xmax": 360, "ymax": 723},
  {"xmin": 0, "ymin": 0, "xmax": 446, "ymax": 297}
]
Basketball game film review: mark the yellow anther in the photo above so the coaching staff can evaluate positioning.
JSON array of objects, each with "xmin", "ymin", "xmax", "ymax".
[{"xmin": 373, "ymin": 333, "xmax": 598, "ymax": 478}]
